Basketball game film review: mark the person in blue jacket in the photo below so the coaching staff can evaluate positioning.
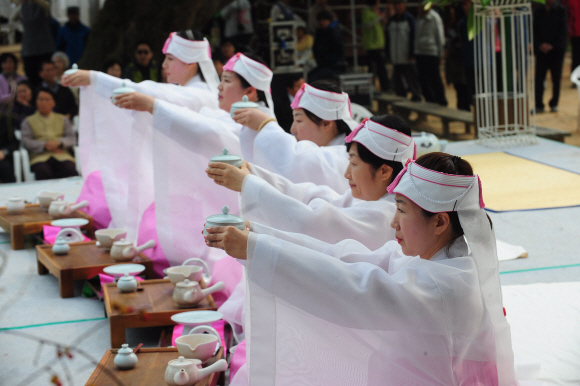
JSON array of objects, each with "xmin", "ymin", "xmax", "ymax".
[{"xmin": 56, "ymin": 7, "xmax": 90, "ymax": 66}]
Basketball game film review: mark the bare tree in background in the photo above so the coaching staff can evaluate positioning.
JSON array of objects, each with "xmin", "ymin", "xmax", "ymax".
[{"xmin": 79, "ymin": 0, "xmax": 233, "ymax": 70}]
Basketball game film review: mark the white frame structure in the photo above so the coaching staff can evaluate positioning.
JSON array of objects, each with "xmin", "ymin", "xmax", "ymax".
[{"xmin": 474, "ymin": 0, "xmax": 537, "ymax": 147}]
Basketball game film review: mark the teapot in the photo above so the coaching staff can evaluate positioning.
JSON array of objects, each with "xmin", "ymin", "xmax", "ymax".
[
  {"xmin": 52, "ymin": 238, "xmax": 70, "ymax": 255},
  {"xmin": 164, "ymin": 356, "xmax": 228, "ymax": 386},
  {"xmin": 203, "ymin": 206, "xmax": 245, "ymax": 236},
  {"xmin": 37, "ymin": 191, "xmax": 64, "ymax": 210},
  {"xmin": 117, "ymin": 273, "xmax": 138, "ymax": 293},
  {"xmin": 173, "ymin": 279, "xmax": 225, "ymax": 308},
  {"xmin": 110, "ymin": 239, "xmax": 156, "ymax": 262},
  {"xmin": 48, "ymin": 200, "xmax": 88, "ymax": 218},
  {"xmin": 230, "ymin": 95, "xmax": 259, "ymax": 117},
  {"xmin": 114, "ymin": 343, "xmax": 138, "ymax": 370},
  {"xmin": 6, "ymin": 197, "xmax": 25, "ymax": 214},
  {"xmin": 112, "ymin": 82, "xmax": 135, "ymax": 104},
  {"xmin": 209, "ymin": 148, "xmax": 243, "ymax": 168}
]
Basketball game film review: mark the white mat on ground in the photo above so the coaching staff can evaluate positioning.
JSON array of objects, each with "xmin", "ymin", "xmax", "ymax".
[
  {"xmin": 497, "ymin": 239, "xmax": 528, "ymax": 261},
  {"xmin": 503, "ymin": 282, "xmax": 580, "ymax": 385}
]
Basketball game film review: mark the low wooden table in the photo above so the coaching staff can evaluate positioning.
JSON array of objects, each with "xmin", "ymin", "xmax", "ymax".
[
  {"xmin": 103, "ymin": 279, "xmax": 217, "ymax": 348},
  {"xmin": 86, "ymin": 347, "xmax": 224, "ymax": 386},
  {"xmin": 0, "ymin": 204, "xmax": 94, "ymax": 250},
  {"xmin": 36, "ymin": 241, "xmax": 154, "ymax": 298}
]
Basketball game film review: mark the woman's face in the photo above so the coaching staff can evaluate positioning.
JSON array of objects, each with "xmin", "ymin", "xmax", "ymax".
[
  {"xmin": 53, "ymin": 57, "xmax": 66, "ymax": 76},
  {"xmin": 2, "ymin": 58, "xmax": 15, "ymax": 74},
  {"xmin": 290, "ymin": 108, "xmax": 335, "ymax": 146},
  {"xmin": 218, "ymin": 71, "xmax": 250, "ymax": 112},
  {"xmin": 162, "ymin": 54, "xmax": 198, "ymax": 85},
  {"xmin": 344, "ymin": 142, "xmax": 391, "ymax": 201},
  {"xmin": 391, "ymin": 193, "xmax": 449, "ymax": 259},
  {"xmin": 106, "ymin": 63, "xmax": 122, "ymax": 78},
  {"xmin": 16, "ymin": 84, "xmax": 32, "ymax": 104}
]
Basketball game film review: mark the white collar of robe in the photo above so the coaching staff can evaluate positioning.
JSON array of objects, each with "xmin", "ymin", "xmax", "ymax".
[{"xmin": 346, "ymin": 118, "xmax": 416, "ymax": 165}]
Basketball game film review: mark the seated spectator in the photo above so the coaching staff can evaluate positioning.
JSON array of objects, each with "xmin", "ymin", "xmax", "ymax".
[
  {"xmin": 308, "ymin": 10, "xmax": 345, "ymax": 83},
  {"xmin": 123, "ymin": 41, "xmax": 160, "ymax": 83},
  {"xmin": 56, "ymin": 6, "xmax": 90, "ymax": 65},
  {"xmin": 52, "ymin": 51, "xmax": 70, "ymax": 84},
  {"xmin": 0, "ymin": 53, "xmax": 27, "ymax": 104},
  {"xmin": 104, "ymin": 59, "xmax": 122, "ymax": 78},
  {"xmin": 221, "ymin": 40, "xmax": 236, "ymax": 63},
  {"xmin": 295, "ymin": 25, "xmax": 314, "ymax": 67},
  {"xmin": 21, "ymin": 88, "xmax": 77, "ymax": 180},
  {"xmin": 0, "ymin": 81, "xmax": 35, "ymax": 182},
  {"xmin": 38, "ymin": 60, "xmax": 78, "ymax": 118}
]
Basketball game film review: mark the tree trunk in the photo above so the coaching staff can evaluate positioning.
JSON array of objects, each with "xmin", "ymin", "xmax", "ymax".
[{"xmin": 79, "ymin": 0, "xmax": 232, "ymax": 70}]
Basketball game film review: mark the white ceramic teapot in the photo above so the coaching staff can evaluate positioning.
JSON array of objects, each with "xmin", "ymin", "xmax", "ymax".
[
  {"xmin": 48, "ymin": 200, "xmax": 88, "ymax": 218},
  {"xmin": 209, "ymin": 148, "xmax": 243, "ymax": 168},
  {"xmin": 164, "ymin": 356, "xmax": 228, "ymax": 386},
  {"xmin": 114, "ymin": 343, "xmax": 138, "ymax": 370},
  {"xmin": 111, "ymin": 82, "xmax": 135, "ymax": 104},
  {"xmin": 203, "ymin": 206, "xmax": 245, "ymax": 236},
  {"xmin": 6, "ymin": 197, "xmax": 25, "ymax": 214},
  {"xmin": 117, "ymin": 273, "xmax": 138, "ymax": 293},
  {"xmin": 110, "ymin": 239, "xmax": 156, "ymax": 262},
  {"xmin": 52, "ymin": 238, "xmax": 70, "ymax": 255},
  {"xmin": 173, "ymin": 279, "xmax": 225, "ymax": 308}
]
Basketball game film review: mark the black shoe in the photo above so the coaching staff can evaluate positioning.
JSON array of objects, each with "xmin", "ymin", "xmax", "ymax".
[
  {"xmin": 550, "ymin": 106, "xmax": 558, "ymax": 113},
  {"xmin": 532, "ymin": 107, "xmax": 545, "ymax": 114}
]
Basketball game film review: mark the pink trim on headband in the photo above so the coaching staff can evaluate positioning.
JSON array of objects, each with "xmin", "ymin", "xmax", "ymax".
[
  {"xmin": 290, "ymin": 83, "xmax": 306, "ymax": 109},
  {"xmin": 223, "ymin": 52, "xmax": 240, "ymax": 72},
  {"xmin": 387, "ymin": 165, "xmax": 408, "ymax": 193},
  {"xmin": 345, "ymin": 118, "xmax": 368, "ymax": 142},
  {"xmin": 162, "ymin": 32, "xmax": 174, "ymax": 54},
  {"xmin": 367, "ymin": 128, "xmax": 410, "ymax": 146},
  {"xmin": 412, "ymin": 142, "xmax": 417, "ymax": 160},
  {"xmin": 410, "ymin": 172, "xmax": 470, "ymax": 188},
  {"xmin": 477, "ymin": 176, "xmax": 485, "ymax": 209}
]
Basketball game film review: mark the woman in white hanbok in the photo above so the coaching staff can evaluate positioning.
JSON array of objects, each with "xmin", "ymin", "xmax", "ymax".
[
  {"xmin": 205, "ymin": 152, "xmax": 518, "ymax": 386},
  {"xmin": 206, "ymin": 115, "xmax": 416, "ymax": 250}
]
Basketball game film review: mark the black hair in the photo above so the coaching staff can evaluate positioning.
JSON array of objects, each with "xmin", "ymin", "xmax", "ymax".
[
  {"xmin": 103, "ymin": 59, "xmax": 122, "ymax": 73},
  {"xmin": 317, "ymin": 10, "xmax": 333, "ymax": 21},
  {"xmin": 300, "ymin": 80, "xmax": 351, "ymax": 136},
  {"xmin": 67, "ymin": 6, "xmax": 79, "ymax": 14},
  {"xmin": 36, "ymin": 86, "xmax": 55, "ymax": 101},
  {"xmin": 16, "ymin": 79, "xmax": 31, "ymax": 89},
  {"xmin": 212, "ymin": 50, "xmax": 224, "ymax": 64},
  {"xmin": 173, "ymin": 29, "xmax": 206, "ymax": 82},
  {"xmin": 235, "ymin": 52, "xmax": 269, "ymax": 106},
  {"xmin": 414, "ymin": 152, "xmax": 493, "ymax": 256},
  {"xmin": 0, "ymin": 53, "xmax": 18, "ymax": 69},
  {"xmin": 38, "ymin": 60, "xmax": 54, "ymax": 73},
  {"xmin": 285, "ymin": 73, "xmax": 304, "ymax": 89},
  {"xmin": 134, "ymin": 40, "xmax": 152, "ymax": 51},
  {"xmin": 345, "ymin": 115, "xmax": 411, "ymax": 183}
]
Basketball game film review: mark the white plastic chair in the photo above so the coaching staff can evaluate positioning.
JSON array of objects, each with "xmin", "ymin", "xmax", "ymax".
[
  {"xmin": 570, "ymin": 65, "xmax": 580, "ymax": 131},
  {"xmin": 350, "ymin": 103, "xmax": 374, "ymax": 123}
]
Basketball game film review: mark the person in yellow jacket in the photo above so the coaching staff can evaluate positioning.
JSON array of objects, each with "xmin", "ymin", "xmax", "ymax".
[{"xmin": 21, "ymin": 88, "xmax": 78, "ymax": 180}]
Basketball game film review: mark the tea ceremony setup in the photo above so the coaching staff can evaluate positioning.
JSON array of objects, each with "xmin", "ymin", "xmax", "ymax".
[{"xmin": 1, "ymin": 0, "xmax": 580, "ymax": 385}]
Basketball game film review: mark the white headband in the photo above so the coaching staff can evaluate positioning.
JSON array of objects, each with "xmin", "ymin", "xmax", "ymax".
[
  {"xmin": 223, "ymin": 53, "xmax": 275, "ymax": 118},
  {"xmin": 345, "ymin": 118, "xmax": 416, "ymax": 165},
  {"xmin": 291, "ymin": 83, "xmax": 358, "ymax": 130},
  {"xmin": 162, "ymin": 33, "xmax": 220, "ymax": 94}
]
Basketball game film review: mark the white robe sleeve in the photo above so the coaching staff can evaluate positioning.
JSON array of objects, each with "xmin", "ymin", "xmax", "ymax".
[
  {"xmin": 241, "ymin": 174, "xmax": 396, "ymax": 249},
  {"xmin": 152, "ymin": 99, "xmax": 241, "ymax": 159},
  {"xmin": 240, "ymin": 121, "xmax": 350, "ymax": 193},
  {"xmin": 90, "ymin": 71, "xmax": 218, "ymax": 112}
]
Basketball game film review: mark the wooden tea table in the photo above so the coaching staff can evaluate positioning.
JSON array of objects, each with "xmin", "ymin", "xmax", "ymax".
[
  {"xmin": 0, "ymin": 203, "xmax": 94, "ymax": 250},
  {"xmin": 86, "ymin": 347, "xmax": 224, "ymax": 386},
  {"xmin": 36, "ymin": 241, "xmax": 154, "ymax": 298},
  {"xmin": 103, "ymin": 279, "xmax": 217, "ymax": 348}
]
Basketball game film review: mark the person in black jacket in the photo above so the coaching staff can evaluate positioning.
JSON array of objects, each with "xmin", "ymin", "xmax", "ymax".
[
  {"xmin": 308, "ymin": 10, "xmax": 345, "ymax": 83},
  {"xmin": 37, "ymin": 60, "xmax": 78, "ymax": 118},
  {"xmin": 533, "ymin": 0, "xmax": 568, "ymax": 113}
]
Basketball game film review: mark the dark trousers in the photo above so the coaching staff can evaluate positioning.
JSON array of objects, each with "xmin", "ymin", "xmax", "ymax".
[
  {"xmin": 571, "ymin": 37, "xmax": 580, "ymax": 75},
  {"xmin": 415, "ymin": 55, "xmax": 447, "ymax": 106},
  {"xmin": 23, "ymin": 53, "xmax": 54, "ymax": 89},
  {"xmin": 31, "ymin": 157, "xmax": 78, "ymax": 180},
  {"xmin": 0, "ymin": 158, "xmax": 15, "ymax": 183},
  {"xmin": 392, "ymin": 64, "xmax": 422, "ymax": 101},
  {"xmin": 535, "ymin": 50, "xmax": 565, "ymax": 109},
  {"xmin": 454, "ymin": 83, "xmax": 471, "ymax": 111},
  {"xmin": 366, "ymin": 49, "xmax": 390, "ymax": 91}
]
